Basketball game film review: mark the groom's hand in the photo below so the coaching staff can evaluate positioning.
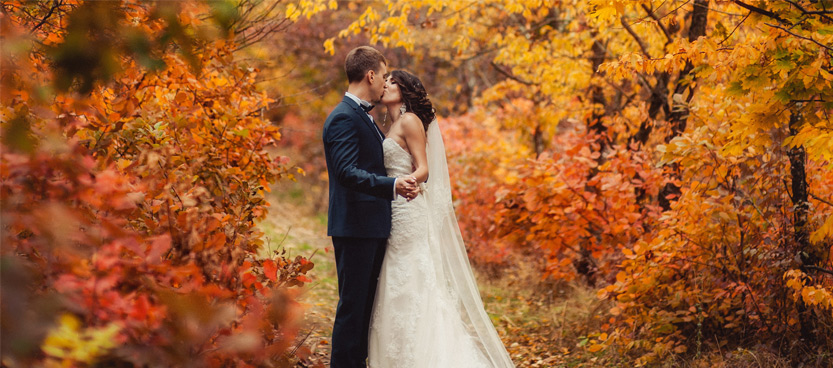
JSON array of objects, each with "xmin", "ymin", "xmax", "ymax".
[{"xmin": 395, "ymin": 176, "xmax": 419, "ymax": 201}]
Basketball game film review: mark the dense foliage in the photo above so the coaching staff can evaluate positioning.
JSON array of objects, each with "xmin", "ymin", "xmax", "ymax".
[
  {"xmin": 3, "ymin": 0, "xmax": 832, "ymax": 366},
  {"xmin": 1, "ymin": 1, "xmax": 315, "ymax": 366},
  {"xmin": 313, "ymin": 0, "xmax": 833, "ymax": 364}
]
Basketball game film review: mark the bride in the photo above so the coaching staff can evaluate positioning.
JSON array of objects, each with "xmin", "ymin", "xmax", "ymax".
[{"xmin": 368, "ymin": 70, "xmax": 515, "ymax": 367}]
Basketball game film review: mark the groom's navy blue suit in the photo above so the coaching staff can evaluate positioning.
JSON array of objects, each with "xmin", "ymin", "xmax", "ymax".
[{"xmin": 323, "ymin": 96, "xmax": 395, "ymax": 368}]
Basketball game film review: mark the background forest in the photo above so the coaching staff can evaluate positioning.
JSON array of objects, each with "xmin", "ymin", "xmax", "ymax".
[{"xmin": 1, "ymin": 0, "xmax": 832, "ymax": 367}]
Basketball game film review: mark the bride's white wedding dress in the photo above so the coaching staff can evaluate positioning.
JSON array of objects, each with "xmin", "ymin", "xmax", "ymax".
[{"xmin": 368, "ymin": 122, "xmax": 514, "ymax": 367}]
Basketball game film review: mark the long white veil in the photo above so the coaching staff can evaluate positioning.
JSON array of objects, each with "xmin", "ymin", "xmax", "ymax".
[{"xmin": 424, "ymin": 120, "xmax": 515, "ymax": 367}]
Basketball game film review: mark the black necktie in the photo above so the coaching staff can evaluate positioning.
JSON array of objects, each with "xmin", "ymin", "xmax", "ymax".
[{"xmin": 361, "ymin": 102, "xmax": 374, "ymax": 113}]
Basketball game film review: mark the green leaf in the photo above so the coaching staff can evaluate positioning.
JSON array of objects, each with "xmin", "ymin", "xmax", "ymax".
[
  {"xmin": 726, "ymin": 81, "xmax": 747, "ymax": 96},
  {"xmin": 691, "ymin": 64, "xmax": 713, "ymax": 78},
  {"xmin": 775, "ymin": 58, "xmax": 796, "ymax": 72},
  {"xmin": 774, "ymin": 89, "xmax": 793, "ymax": 103},
  {"xmin": 774, "ymin": 49, "xmax": 791, "ymax": 59},
  {"xmin": 818, "ymin": 25, "xmax": 833, "ymax": 35}
]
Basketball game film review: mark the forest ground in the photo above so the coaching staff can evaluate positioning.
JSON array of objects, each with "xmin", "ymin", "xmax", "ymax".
[
  {"xmin": 258, "ymin": 183, "xmax": 592, "ymax": 367},
  {"xmin": 259, "ymin": 182, "xmax": 794, "ymax": 368}
]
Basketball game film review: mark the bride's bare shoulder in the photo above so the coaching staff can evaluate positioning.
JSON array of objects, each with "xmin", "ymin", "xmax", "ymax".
[{"xmin": 399, "ymin": 113, "xmax": 424, "ymax": 134}]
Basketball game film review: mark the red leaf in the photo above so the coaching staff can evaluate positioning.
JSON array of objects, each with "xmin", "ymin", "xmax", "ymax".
[
  {"xmin": 129, "ymin": 294, "xmax": 150, "ymax": 321},
  {"xmin": 262, "ymin": 259, "xmax": 278, "ymax": 282},
  {"xmin": 242, "ymin": 272, "xmax": 257, "ymax": 288}
]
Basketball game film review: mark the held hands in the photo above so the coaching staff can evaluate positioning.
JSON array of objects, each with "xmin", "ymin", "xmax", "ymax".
[{"xmin": 395, "ymin": 176, "xmax": 420, "ymax": 201}]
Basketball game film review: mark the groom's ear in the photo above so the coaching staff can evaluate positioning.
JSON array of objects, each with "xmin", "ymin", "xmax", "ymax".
[{"xmin": 367, "ymin": 62, "xmax": 386, "ymax": 85}]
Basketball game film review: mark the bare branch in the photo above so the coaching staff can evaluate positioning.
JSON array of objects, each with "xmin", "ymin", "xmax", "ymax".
[
  {"xmin": 720, "ymin": 11, "xmax": 751, "ymax": 45},
  {"xmin": 765, "ymin": 22, "xmax": 833, "ymax": 53},
  {"xmin": 804, "ymin": 265, "xmax": 833, "ymax": 277},
  {"xmin": 31, "ymin": 0, "xmax": 60, "ymax": 32},
  {"xmin": 620, "ymin": 16, "xmax": 652, "ymax": 58},
  {"xmin": 810, "ymin": 192, "xmax": 833, "ymax": 208},
  {"xmin": 641, "ymin": 4, "xmax": 672, "ymax": 43},
  {"xmin": 490, "ymin": 61, "xmax": 535, "ymax": 86},
  {"xmin": 785, "ymin": 0, "xmax": 833, "ymax": 23},
  {"xmin": 732, "ymin": 0, "xmax": 791, "ymax": 24}
]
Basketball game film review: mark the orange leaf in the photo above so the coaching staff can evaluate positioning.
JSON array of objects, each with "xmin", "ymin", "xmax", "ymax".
[{"xmin": 263, "ymin": 259, "xmax": 278, "ymax": 282}]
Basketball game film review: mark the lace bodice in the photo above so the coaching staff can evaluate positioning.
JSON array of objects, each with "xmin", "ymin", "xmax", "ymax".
[
  {"xmin": 383, "ymin": 138, "xmax": 413, "ymax": 178},
  {"xmin": 382, "ymin": 136, "xmax": 429, "ymax": 259}
]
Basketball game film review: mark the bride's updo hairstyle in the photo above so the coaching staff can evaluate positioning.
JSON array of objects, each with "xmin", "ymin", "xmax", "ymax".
[{"xmin": 389, "ymin": 70, "xmax": 435, "ymax": 130}]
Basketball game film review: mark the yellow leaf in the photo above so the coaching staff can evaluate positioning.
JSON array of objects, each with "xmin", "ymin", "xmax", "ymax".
[
  {"xmin": 820, "ymin": 68, "xmax": 833, "ymax": 81},
  {"xmin": 810, "ymin": 215, "xmax": 833, "ymax": 243},
  {"xmin": 323, "ymin": 38, "xmax": 335, "ymax": 55},
  {"xmin": 285, "ymin": 4, "xmax": 299, "ymax": 21},
  {"xmin": 117, "ymin": 159, "xmax": 132, "ymax": 171}
]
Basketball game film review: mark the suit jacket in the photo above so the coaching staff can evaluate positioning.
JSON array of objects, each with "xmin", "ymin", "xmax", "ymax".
[{"xmin": 323, "ymin": 96, "xmax": 396, "ymax": 238}]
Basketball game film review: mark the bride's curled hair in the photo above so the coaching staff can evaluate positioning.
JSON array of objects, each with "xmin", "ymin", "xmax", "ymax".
[{"xmin": 389, "ymin": 70, "xmax": 435, "ymax": 130}]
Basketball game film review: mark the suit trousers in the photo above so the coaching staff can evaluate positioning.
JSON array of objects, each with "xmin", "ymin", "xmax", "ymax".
[{"xmin": 330, "ymin": 236, "xmax": 387, "ymax": 368}]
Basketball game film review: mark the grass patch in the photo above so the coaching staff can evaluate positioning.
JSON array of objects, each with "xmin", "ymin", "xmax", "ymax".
[
  {"xmin": 475, "ymin": 259, "xmax": 624, "ymax": 367},
  {"xmin": 474, "ymin": 257, "xmax": 818, "ymax": 367}
]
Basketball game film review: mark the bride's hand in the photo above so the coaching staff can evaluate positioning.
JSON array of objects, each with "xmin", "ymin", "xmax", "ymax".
[
  {"xmin": 395, "ymin": 176, "xmax": 419, "ymax": 200},
  {"xmin": 406, "ymin": 176, "xmax": 421, "ymax": 201}
]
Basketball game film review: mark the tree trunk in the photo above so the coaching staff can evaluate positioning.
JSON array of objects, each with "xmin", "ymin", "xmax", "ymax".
[
  {"xmin": 588, "ymin": 32, "xmax": 608, "ymax": 153},
  {"xmin": 789, "ymin": 111, "xmax": 810, "ymax": 258},
  {"xmin": 629, "ymin": 72, "xmax": 669, "ymax": 147},
  {"xmin": 533, "ymin": 123, "xmax": 544, "ymax": 158},
  {"xmin": 658, "ymin": 0, "xmax": 710, "ymax": 211},
  {"xmin": 788, "ymin": 108, "xmax": 818, "ymax": 343},
  {"xmin": 577, "ymin": 31, "xmax": 609, "ymax": 284}
]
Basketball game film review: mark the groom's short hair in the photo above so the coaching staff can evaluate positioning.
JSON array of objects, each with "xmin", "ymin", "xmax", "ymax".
[{"xmin": 345, "ymin": 46, "xmax": 387, "ymax": 83}]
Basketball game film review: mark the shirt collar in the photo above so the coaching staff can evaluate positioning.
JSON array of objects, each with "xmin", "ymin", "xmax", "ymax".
[{"xmin": 345, "ymin": 92, "xmax": 373, "ymax": 112}]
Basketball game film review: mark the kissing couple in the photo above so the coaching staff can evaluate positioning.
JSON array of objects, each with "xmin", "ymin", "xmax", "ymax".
[{"xmin": 323, "ymin": 46, "xmax": 515, "ymax": 368}]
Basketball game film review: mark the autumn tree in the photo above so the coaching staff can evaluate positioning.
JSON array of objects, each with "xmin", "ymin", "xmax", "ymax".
[
  {"xmin": 1, "ymin": 1, "xmax": 320, "ymax": 366},
  {"xmin": 308, "ymin": 0, "xmax": 833, "ymax": 364}
]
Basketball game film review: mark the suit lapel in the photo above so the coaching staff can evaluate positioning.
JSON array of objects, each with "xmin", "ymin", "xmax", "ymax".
[{"xmin": 342, "ymin": 97, "xmax": 384, "ymax": 144}]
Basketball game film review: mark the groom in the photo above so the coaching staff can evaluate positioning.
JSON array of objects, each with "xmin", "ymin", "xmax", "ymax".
[{"xmin": 322, "ymin": 46, "xmax": 418, "ymax": 368}]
